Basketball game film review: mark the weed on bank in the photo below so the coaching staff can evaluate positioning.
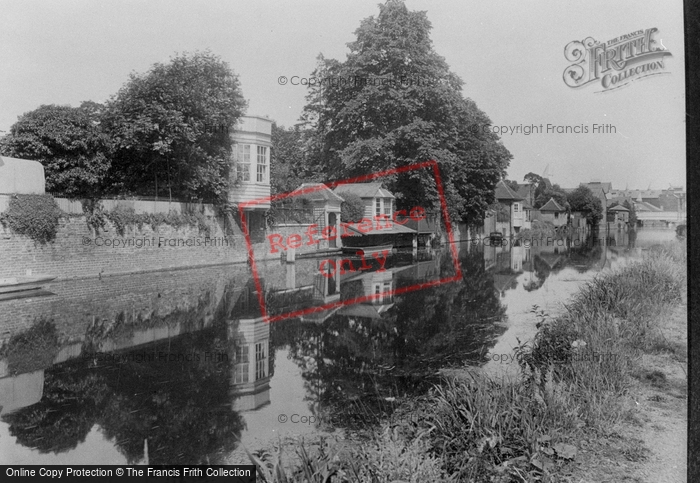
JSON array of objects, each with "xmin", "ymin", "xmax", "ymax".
[{"xmin": 247, "ymin": 244, "xmax": 686, "ymax": 482}]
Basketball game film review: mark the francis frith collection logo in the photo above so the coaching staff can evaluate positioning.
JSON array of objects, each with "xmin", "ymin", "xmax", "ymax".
[{"xmin": 563, "ymin": 28, "xmax": 671, "ymax": 92}]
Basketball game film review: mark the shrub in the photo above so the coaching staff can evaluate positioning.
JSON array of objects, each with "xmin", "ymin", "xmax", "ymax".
[
  {"xmin": 340, "ymin": 193, "xmax": 365, "ymax": 223},
  {"xmin": 0, "ymin": 194, "xmax": 64, "ymax": 243},
  {"xmin": 90, "ymin": 204, "xmax": 213, "ymax": 237}
]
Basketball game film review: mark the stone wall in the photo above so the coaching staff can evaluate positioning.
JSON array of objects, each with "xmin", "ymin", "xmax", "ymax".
[{"xmin": 0, "ymin": 213, "xmax": 286, "ymax": 280}]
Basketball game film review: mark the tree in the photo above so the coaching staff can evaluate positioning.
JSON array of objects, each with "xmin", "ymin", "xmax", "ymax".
[
  {"xmin": 270, "ymin": 123, "xmax": 319, "ymax": 195},
  {"xmin": 535, "ymin": 183, "xmax": 569, "ymax": 210},
  {"xmin": 340, "ymin": 192, "xmax": 365, "ymax": 222},
  {"xmin": 504, "ymin": 180, "xmax": 520, "ymax": 193},
  {"xmin": 300, "ymin": 0, "xmax": 511, "ymax": 225},
  {"xmin": 523, "ymin": 172, "xmax": 554, "ymax": 205},
  {"xmin": 567, "ymin": 185, "xmax": 603, "ymax": 224},
  {"xmin": 623, "ymin": 199, "xmax": 637, "ymax": 225},
  {"xmin": 0, "ymin": 103, "xmax": 110, "ymax": 198},
  {"xmin": 102, "ymin": 50, "xmax": 247, "ymax": 203}
]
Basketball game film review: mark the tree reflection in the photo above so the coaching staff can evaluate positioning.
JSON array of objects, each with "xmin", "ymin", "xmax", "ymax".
[
  {"xmin": 273, "ymin": 248, "xmax": 507, "ymax": 428},
  {"xmin": 3, "ymin": 328, "xmax": 244, "ymax": 464}
]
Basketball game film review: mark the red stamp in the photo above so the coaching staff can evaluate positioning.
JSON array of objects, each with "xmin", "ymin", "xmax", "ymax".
[{"xmin": 239, "ymin": 160, "xmax": 462, "ymax": 323}]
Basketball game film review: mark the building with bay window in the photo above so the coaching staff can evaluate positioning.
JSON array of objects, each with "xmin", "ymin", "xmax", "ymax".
[{"xmin": 230, "ymin": 115, "xmax": 272, "ymax": 240}]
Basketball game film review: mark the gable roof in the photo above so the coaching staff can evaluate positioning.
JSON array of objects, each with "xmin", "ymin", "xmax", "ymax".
[
  {"xmin": 608, "ymin": 205, "xmax": 629, "ymax": 212},
  {"xmin": 539, "ymin": 197, "xmax": 566, "ymax": 212},
  {"xmin": 494, "ymin": 180, "xmax": 524, "ymax": 201},
  {"xmin": 634, "ymin": 201, "xmax": 663, "ymax": 212},
  {"xmin": 585, "ymin": 182, "xmax": 612, "ymax": 193},
  {"xmin": 291, "ymin": 183, "xmax": 345, "ymax": 203},
  {"xmin": 516, "ymin": 184, "xmax": 532, "ymax": 200},
  {"xmin": 333, "ymin": 182, "xmax": 394, "ymax": 199}
]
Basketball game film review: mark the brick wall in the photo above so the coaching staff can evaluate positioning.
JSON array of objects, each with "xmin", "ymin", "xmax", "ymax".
[{"xmin": 0, "ymin": 214, "xmax": 282, "ymax": 280}]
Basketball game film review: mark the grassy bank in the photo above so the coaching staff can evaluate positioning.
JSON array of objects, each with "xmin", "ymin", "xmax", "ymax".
[{"xmin": 248, "ymin": 244, "xmax": 687, "ymax": 482}]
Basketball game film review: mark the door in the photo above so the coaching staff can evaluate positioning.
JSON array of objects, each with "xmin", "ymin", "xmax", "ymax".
[{"xmin": 328, "ymin": 212, "xmax": 337, "ymax": 248}]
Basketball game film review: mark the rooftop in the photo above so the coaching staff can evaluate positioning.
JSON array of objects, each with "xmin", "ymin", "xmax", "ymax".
[
  {"xmin": 494, "ymin": 180, "xmax": 523, "ymax": 201},
  {"xmin": 539, "ymin": 197, "xmax": 566, "ymax": 212},
  {"xmin": 333, "ymin": 182, "xmax": 395, "ymax": 199}
]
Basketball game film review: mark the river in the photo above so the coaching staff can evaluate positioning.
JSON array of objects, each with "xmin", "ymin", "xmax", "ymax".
[{"xmin": 0, "ymin": 227, "xmax": 681, "ymax": 465}]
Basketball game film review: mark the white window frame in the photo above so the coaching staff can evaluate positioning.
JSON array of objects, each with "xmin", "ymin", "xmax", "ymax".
[
  {"xmin": 235, "ymin": 144, "xmax": 251, "ymax": 182},
  {"xmin": 256, "ymin": 146, "xmax": 268, "ymax": 183},
  {"xmin": 255, "ymin": 341, "xmax": 267, "ymax": 380}
]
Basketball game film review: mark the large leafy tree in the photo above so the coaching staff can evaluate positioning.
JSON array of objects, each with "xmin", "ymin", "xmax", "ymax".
[
  {"xmin": 535, "ymin": 183, "xmax": 569, "ymax": 210},
  {"xmin": 301, "ymin": 0, "xmax": 511, "ymax": 225},
  {"xmin": 0, "ymin": 103, "xmax": 110, "ymax": 198},
  {"xmin": 102, "ymin": 51, "xmax": 247, "ymax": 203},
  {"xmin": 523, "ymin": 172, "xmax": 552, "ymax": 205},
  {"xmin": 567, "ymin": 185, "xmax": 602, "ymax": 224},
  {"xmin": 270, "ymin": 123, "xmax": 319, "ymax": 195}
]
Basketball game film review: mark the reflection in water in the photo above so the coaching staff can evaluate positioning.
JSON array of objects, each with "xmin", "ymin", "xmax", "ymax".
[
  {"xmin": 3, "ymin": 328, "xmax": 244, "ymax": 464},
  {"xmin": 0, "ymin": 228, "xmax": 681, "ymax": 464}
]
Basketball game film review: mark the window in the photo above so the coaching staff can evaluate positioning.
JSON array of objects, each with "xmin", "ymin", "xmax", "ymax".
[
  {"xmin": 234, "ymin": 340, "xmax": 249, "ymax": 383},
  {"xmin": 375, "ymin": 198, "xmax": 382, "ymax": 216},
  {"xmin": 235, "ymin": 144, "xmax": 251, "ymax": 181},
  {"xmin": 554, "ymin": 212, "xmax": 559, "ymax": 219},
  {"xmin": 384, "ymin": 199, "xmax": 391, "ymax": 216},
  {"xmin": 234, "ymin": 364, "xmax": 249, "ymax": 384},
  {"xmin": 256, "ymin": 146, "xmax": 268, "ymax": 183},
  {"xmin": 513, "ymin": 203, "xmax": 519, "ymax": 213},
  {"xmin": 255, "ymin": 342, "xmax": 267, "ymax": 380},
  {"xmin": 234, "ymin": 341, "xmax": 249, "ymax": 364}
]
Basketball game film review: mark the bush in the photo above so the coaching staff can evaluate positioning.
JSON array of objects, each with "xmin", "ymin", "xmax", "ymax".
[
  {"xmin": 340, "ymin": 193, "xmax": 365, "ymax": 222},
  {"xmin": 83, "ymin": 204, "xmax": 213, "ymax": 237},
  {"xmin": 0, "ymin": 194, "xmax": 64, "ymax": 243}
]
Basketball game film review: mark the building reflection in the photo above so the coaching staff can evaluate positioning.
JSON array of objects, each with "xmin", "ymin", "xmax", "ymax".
[{"xmin": 228, "ymin": 316, "xmax": 271, "ymax": 412}]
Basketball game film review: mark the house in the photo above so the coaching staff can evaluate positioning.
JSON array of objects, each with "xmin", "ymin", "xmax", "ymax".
[
  {"xmin": 333, "ymin": 183, "xmax": 417, "ymax": 248},
  {"xmin": 608, "ymin": 204, "xmax": 629, "ymax": 229},
  {"xmin": 286, "ymin": 183, "xmax": 344, "ymax": 250},
  {"xmin": 514, "ymin": 183, "xmax": 534, "ymax": 230},
  {"xmin": 607, "ymin": 187, "xmax": 686, "ymax": 213},
  {"xmin": 333, "ymin": 182, "xmax": 395, "ymax": 220},
  {"xmin": 229, "ymin": 115, "xmax": 273, "ymax": 240},
  {"xmin": 483, "ymin": 181, "xmax": 526, "ymax": 237},
  {"xmin": 538, "ymin": 198, "xmax": 567, "ymax": 227}
]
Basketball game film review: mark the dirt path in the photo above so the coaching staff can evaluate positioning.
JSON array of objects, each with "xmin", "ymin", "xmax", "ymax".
[{"xmin": 630, "ymin": 302, "xmax": 688, "ymax": 482}]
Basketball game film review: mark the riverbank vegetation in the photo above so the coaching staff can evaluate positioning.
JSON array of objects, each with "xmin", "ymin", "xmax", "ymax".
[{"xmin": 247, "ymin": 243, "xmax": 686, "ymax": 482}]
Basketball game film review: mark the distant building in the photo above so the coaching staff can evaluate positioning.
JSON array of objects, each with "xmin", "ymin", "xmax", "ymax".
[
  {"xmin": 483, "ymin": 181, "xmax": 528, "ymax": 237},
  {"xmin": 608, "ymin": 204, "xmax": 630, "ymax": 226},
  {"xmin": 515, "ymin": 183, "xmax": 534, "ymax": 230},
  {"xmin": 607, "ymin": 186, "xmax": 686, "ymax": 213},
  {"xmin": 538, "ymin": 197, "xmax": 567, "ymax": 227}
]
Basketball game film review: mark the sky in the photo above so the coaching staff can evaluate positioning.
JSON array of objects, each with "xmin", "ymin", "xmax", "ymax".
[{"xmin": 0, "ymin": 0, "xmax": 686, "ymax": 190}]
